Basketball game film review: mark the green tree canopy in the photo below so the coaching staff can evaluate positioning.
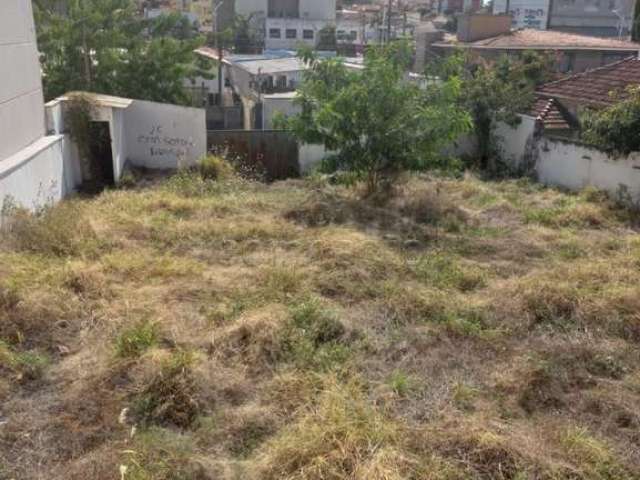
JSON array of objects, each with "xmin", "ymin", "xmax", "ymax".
[
  {"xmin": 430, "ymin": 50, "xmax": 554, "ymax": 173},
  {"xmin": 282, "ymin": 42, "xmax": 471, "ymax": 194},
  {"xmin": 34, "ymin": 0, "xmax": 212, "ymax": 104},
  {"xmin": 582, "ymin": 86, "xmax": 640, "ymax": 157}
]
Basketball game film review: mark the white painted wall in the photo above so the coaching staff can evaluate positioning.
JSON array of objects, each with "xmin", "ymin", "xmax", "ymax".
[
  {"xmin": 299, "ymin": 143, "xmax": 328, "ymax": 174},
  {"xmin": 0, "ymin": 136, "xmax": 78, "ymax": 213},
  {"xmin": 262, "ymin": 93, "xmax": 300, "ymax": 129},
  {"xmin": 236, "ymin": 0, "xmax": 267, "ymax": 17},
  {"xmin": 123, "ymin": 100, "xmax": 207, "ymax": 170},
  {"xmin": 536, "ymin": 138, "xmax": 640, "ymax": 201},
  {"xmin": 0, "ymin": 0, "xmax": 46, "ymax": 161},
  {"xmin": 493, "ymin": 0, "xmax": 550, "ymax": 30},
  {"xmin": 300, "ymin": 0, "xmax": 335, "ymax": 21},
  {"xmin": 495, "ymin": 115, "xmax": 538, "ymax": 169}
]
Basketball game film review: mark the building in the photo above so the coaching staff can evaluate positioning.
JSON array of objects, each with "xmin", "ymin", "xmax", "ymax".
[
  {"xmin": 493, "ymin": 0, "xmax": 636, "ymax": 37},
  {"xmin": 492, "ymin": 0, "xmax": 549, "ymax": 30},
  {"xmin": 0, "ymin": 0, "xmax": 70, "ymax": 211},
  {"xmin": 431, "ymin": 17, "xmax": 640, "ymax": 73},
  {"xmin": 535, "ymin": 55, "xmax": 640, "ymax": 121},
  {"xmin": 220, "ymin": 0, "xmax": 337, "ymax": 50}
]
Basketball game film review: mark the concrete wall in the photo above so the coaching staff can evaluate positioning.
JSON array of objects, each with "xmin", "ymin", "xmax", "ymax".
[
  {"xmin": 124, "ymin": 100, "xmax": 206, "ymax": 170},
  {"xmin": 0, "ymin": 0, "xmax": 46, "ymax": 161},
  {"xmin": 495, "ymin": 116, "xmax": 538, "ymax": 169},
  {"xmin": 265, "ymin": 18, "xmax": 334, "ymax": 49},
  {"xmin": 262, "ymin": 94, "xmax": 300, "ymax": 129},
  {"xmin": 548, "ymin": 0, "xmax": 634, "ymax": 37},
  {"xmin": 457, "ymin": 14, "xmax": 511, "ymax": 42},
  {"xmin": 493, "ymin": 0, "xmax": 550, "ymax": 30},
  {"xmin": 0, "ymin": 136, "xmax": 82, "ymax": 212},
  {"xmin": 536, "ymin": 137, "xmax": 640, "ymax": 201}
]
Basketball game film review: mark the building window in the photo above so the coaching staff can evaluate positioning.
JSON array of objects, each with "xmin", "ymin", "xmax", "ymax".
[
  {"xmin": 286, "ymin": 28, "xmax": 297, "ymax": 39},
  {"xmin": 276, "ymin": 75, "xmax": 287, "ymax": 89},
  {"xmin": 303, "ymin": 29, "xmax": 314, "ymax": 39},
  {"xmin": 349, "ymin": 30, "xmax": 358, "ymax": 41},
  {"xmin": 208, "ymin": 93, "xmax": 215, "ymax": 106},
  {"xmin": 269, "ymin": 28, "xmax": 281, "ymax": 39}
]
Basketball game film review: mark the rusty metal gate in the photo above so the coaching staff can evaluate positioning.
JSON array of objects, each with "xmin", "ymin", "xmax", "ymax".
[{"xmin": 207, "ymin": 130, "xmax": 300, "ymax": 180}]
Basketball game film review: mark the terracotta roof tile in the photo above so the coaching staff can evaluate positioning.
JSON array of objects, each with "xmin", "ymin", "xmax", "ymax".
[
  {"xmin": 536, "ymin": 56, "xmax": 640, "ymax": 106},
  {"xmin": 530, "ymin": 97, "xmax": 572, "ymax": 130},
  {"xmin": 435, "ymin": 29, "xmax": 640, "ymax": 51}
]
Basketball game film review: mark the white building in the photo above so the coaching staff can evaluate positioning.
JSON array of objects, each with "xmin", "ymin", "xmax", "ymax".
[
  {"xmin": 234, "ymin": 0, "xmax": 337, "ymax": 50},
  {"xmin": 493, "ymin": 0, "xmax": 550, "ymax": 30},
  {"xmin": 1, "ymin": 0, "xmax": 207, "ymax": 212},
  {"xmin": 0, "ymin": 0, "xmax": 71, "ymax": 212}
]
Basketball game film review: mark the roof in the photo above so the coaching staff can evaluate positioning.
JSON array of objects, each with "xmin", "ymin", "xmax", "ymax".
[
  {"xmin": 434, "ymin": 28, "xmax": 640, "ymax": 51},
  {"xmin": 262, "ymin": 91, "xmax": 298, "ymax": 100},
  {"xmin": 536, "ymin": 56, "xmax": 640, "ymax": 106},
  {"xmin": 60, "ymin": 92, "xmax": 133, "ymax": 109},
  {"xmin": 530, "ymin": 97, "xmax": 572, "ymax": 130}
]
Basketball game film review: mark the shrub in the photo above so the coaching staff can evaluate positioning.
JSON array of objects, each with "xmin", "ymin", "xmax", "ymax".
[
  {"xmin": 1, "ymin": 201, "xmax": 99, "ymax": 257},
  {"xmin": 0, "ymin": 340, "xmax": 49, "ymax": 382},
  {"xmin": 114, "ymin": 320, "xmax": 159, "ymax": 358},
  {"xmin": 198, "ymin": 154, "xmax": 234, "ymax": 181}
]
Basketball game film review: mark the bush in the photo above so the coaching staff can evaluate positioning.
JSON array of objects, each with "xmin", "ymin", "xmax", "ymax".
[
  {"xmin": 198, "ymin": 154, "xmax": 234, "ymax": 181},
  {"xmin": 1, "ymin": 200, "xmax": 99, "ymax": 257}
]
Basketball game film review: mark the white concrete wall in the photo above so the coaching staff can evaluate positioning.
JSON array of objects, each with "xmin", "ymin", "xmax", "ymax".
[
  {"xmin": 262, "ymin": 94, "xmax": 300, "ymax": 129},
  {"xmin": 493, "ymin": 0, "xmax": 550, "ymax": 29},
  {"xmin": 0, "ymin": 0, "xmax": 46, "ymax": 161},
  {"xmin": 123, "ymin": 100, "xmax": 206, "ymax": 170},
  {"xmin": 536, "ymin": 138, "xmax": 640, "ymax": 201},
  {"xmin": 236, "ymin": 0, "xmax": 267, "ymax": 17},
  {"xmin": 300, "ymin": 0, "xmax": 335, "ymax": 21},
  {"xmin": 299, "ymin": 143, "xmax": 328, "ymax": 174},
  {"xmin": 0, "ymin": 136, "xmax": 77, "ymax": 213},
  {"xmin": 265, "ymin": 18, "xmax": 334, "ymax": 49},
  {"xmin": 495, "ymin": 116, "xmax": 538, "ymax": 169}
]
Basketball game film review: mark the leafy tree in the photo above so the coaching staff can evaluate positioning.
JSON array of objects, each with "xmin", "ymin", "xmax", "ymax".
[
  {"xmin": 431, "ymin": 51, "xmax": 554, "ymax": 173},
  {"xmin": 582, "ymin": 86, "xmax": 640, "ymax": 156},
  {"xmin": 282, "ymin": 42, "xmax": 471, "ymax": 194},
  {"xmin": 34, "ymin": 0, "xmax": 212, "ymax": 104}
]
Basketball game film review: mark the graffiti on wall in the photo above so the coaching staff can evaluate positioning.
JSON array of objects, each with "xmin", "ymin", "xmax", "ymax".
[{"xmin": 137, "ymin": 124, "xmax": 196, "ymax": 159}]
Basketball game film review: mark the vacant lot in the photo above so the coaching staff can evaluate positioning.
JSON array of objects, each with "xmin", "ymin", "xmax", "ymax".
[{"xmin": 1, "ymin": 170, "xmax": 639, "ymax": 479}]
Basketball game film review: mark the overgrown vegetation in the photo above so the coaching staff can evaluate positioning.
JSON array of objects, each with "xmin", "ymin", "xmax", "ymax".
[
  {"xmin": 582, "ymin": 86, "xmax": 640, "ymax": 156},
  {"xmin": 34, "ymin": 0, "xmax": 212, "ymax": 103},
  {"xmin": 282, "ymin": 42, "xmax": 470, "ymax": 194},
  {"xmin": 1, "ymin": 170, "xmax": 640, "ymax": 479}
]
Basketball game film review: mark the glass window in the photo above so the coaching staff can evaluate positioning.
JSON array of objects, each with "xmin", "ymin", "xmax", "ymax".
[
  {"xmin": 269, "ymin": 28, "xmax": 281, "ymax": 39},
  {"xmin": 286, "ymin": 29, "xmax": 297, "ymax": 39},
  {"xmin": 303, "ymin": 29, "xmax": 314, "ymax": 39}
]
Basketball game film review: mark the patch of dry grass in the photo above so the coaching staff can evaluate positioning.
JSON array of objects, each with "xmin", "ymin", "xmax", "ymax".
[{"xmin": 1, "ymin": 172, "xmax": 639, "ymax": 479}]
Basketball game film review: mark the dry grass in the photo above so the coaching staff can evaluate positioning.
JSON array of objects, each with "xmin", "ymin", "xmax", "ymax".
[{"xmin": 1, "ymin": 171, "xmax": 639, "ymax": 479}]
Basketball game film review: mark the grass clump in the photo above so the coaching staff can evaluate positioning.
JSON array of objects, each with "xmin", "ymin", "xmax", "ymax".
[
  {"xmin": 561, "ymin": 427, "xmax": 630, "ymax": 479},
  {"xmin": 412, "ymin": 251, "xmax": 487, "ymax": 292},
  {"xmin": 280, "ymin": 298, "xmax": 350, "ymax": 371},
  {"xmin": 0, "ymin": 340, "xmax": 49, "ymax": 382},
  {"xmin": 388, "ymin": 370, "xmax": 416, "ymax": 397},
  {"xmin": 251, "ymin": 380, "xmax": 414, "ymax": 480},
  {"xmin": 1, "ymin": 201, "xmax": 99, "ymax": 257},
  {"xmin": 131, "ymin": 351, "xmax": 201, "ymax": 429},
  {"xmin": 114, "ymin": 320, "xmax": 159, "ymax": 358}
]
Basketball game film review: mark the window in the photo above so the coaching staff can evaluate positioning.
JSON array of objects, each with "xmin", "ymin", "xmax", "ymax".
[
  {"xmin": 208, "ymin": 93, "xmax": 215, "ymax": 106},
  {"xmin": 349, "ymin": 30, "xmax": 358, "ymax": 41},
  {"xmin": 276, "ymin": 75, "xmax": 287, "ymax": 89},
  {"xmin": 286, "ymin": 28, "xmax": 297, "ymax": 39},
  {"xmin": 269, "ymin": 28, "xmax": 281, "ymax": 39},
  {"xmin": 303, "ymin": 29, "xmax": 314, "ymax": 40}
]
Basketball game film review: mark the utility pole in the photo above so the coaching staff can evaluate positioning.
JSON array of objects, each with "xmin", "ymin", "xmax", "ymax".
[
  {"xmin": 212, "ymin": 0, "xmax": 225, "ymax": 106},
  {"xmin": 387, "ymin": 0, "xmax": 392, "ymax": 43}
]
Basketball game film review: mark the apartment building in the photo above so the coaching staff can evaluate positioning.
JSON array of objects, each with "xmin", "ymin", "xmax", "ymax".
[
  {"xmin": 222, "ymin": 0, "xmax": 337, "ymax": 50},
  {"xmin": 493, "ymin": 0, "xmax": 636, "ymax": 37}
]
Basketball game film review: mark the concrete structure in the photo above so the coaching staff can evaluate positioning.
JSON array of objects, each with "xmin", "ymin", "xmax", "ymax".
[
  {"xmin": 432, "ymin": 25, "xmax": 640, "ymax": 73},
  {"xmin": 262, "ymin": 91, "xmax": 300, "ymax": 129},
  {"xmin": 493, "ymin": 0, "xmax": 550, "ymax": 30},
  {"xmin": 227, "ymin": 0, "xmax": 337, "ymax": 50},
  {"xmin": 497, "ymin": 116, "xmax": 640, "ymax": 202},
  {"xmin": 0, "ymin": 0, "xmax": 69, "ymax": 212},
  {"xmin": 47, "ymin": 93, "xmax": 207, "ymax": 177},
  {"xmin": 456, "ymin": 13, "xmax": 512, "ymax": 42},
  {"xmin": 494, "ymin": 0, "xmax": 635, "ymax": 37}
]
